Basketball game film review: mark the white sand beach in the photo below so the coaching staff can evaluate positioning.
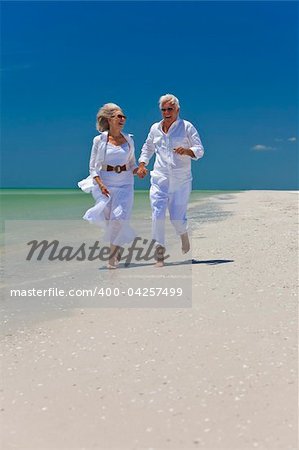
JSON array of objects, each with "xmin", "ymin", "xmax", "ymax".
[{"xmin": 0, "ymin": 190, "xmax": 298, "ymax": 449}]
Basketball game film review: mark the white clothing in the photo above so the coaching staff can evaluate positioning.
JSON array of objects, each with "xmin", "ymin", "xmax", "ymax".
[
  {"xmin": 78, "ymin": 132, "xmax": 137, "ymax": 245},
  {"xmin": 84, "ymin": 183, "xmax": 135, "ymax": 246},
  {"xmin": 138, "ymin": 117, "xmax": 204, "ymax": 182},
  {"xmin": 150, "ymin": 175, "xmax": 191, "ymax": 246},
  {"xmin": 105, "ymin": 142, "xmax": 129, "ymax": 165},
  {"xmin": 139, "ymin": 118, "xmax": 204, "ymax": 246},
  {"xmin": 78, "ymin": 131, "xmax": 137, "ymax": 193}
]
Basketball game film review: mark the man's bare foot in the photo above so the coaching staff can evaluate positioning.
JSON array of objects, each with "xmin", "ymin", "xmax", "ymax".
[
  {"xmin": 116, "ymin": 247, "xmax": 123, "ymax": 264},
  {"xmin": 154, "ymin": 245, "xmax": 165, "ymax": 267},
  {"xmin": 181, "ymin": 232, "xmax": 190, "ymax": 254}
]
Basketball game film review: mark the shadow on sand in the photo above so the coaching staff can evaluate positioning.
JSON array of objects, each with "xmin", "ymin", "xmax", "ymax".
[
  {"xmin": 192, "ymin": 259, "xmax": 234, "ymax": 265},
  {"xmin": 98, "ymin": 258, "xmax": 234, "ymax": 270}
]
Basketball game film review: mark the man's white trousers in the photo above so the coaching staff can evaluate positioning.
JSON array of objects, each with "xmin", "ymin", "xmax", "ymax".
[{"xmin": 149, "ymin": 171, "xmax": 191, "ymax": 246}]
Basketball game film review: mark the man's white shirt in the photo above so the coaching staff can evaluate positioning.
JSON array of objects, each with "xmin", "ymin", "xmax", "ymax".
[{"xmin": 139, "ymin": 117, "xmax": 204, "ymax": 181}]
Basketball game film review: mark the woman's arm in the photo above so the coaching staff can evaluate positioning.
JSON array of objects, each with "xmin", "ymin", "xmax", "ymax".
[
  {"xmin": 90, "ymin": 136, "xmax": 110, "ymax": 196},
  {"xmin": 93, "ymin": 175, "xmax": 110, "ymax": 197},
  {"xmin": 89, "ymin": 137, "xmax": 101, "ymax": 178}
]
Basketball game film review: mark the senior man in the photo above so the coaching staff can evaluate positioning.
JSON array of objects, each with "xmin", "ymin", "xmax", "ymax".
[{"xmin": 137, "ymin": 94, "xmax": 204, "ymax": 267}]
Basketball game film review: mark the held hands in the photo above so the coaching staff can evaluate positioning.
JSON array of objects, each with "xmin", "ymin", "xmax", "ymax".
[{"xmin": 136, "ymin": 163, "xmax": 148, "ymax": 179}]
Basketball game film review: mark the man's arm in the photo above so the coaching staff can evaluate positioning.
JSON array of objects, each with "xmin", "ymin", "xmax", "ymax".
[
  {"xmin": 186, "ymin": 123, "xmax": 204, "ymax": 160},
  {"xmin": 137, "ymin": 127, "xmax": 156, "ymax": 178},
  {"xmin": 173, "ymin": 122, "xmax": 204, "ymax": 159},
  {"xmin": 173, "ymin": 148, "xmax": 196, "ymax": 158}
]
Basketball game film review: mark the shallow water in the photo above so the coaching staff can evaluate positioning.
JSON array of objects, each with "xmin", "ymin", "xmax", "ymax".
[{"xmin": 0, "ymin": 189, "xmax": 225, "ymax": 221}]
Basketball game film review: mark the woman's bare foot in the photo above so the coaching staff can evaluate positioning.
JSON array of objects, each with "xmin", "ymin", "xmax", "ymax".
[
  {"xmin": 154, "ymin": 245, "xmax": 165, "ymax": 267},
  {"xmin": 107, "ymin": 244, "xmax": 123, "ymax": 269},
  {"xmin": 154, "ymin": 260, "xmax": 164, "ymax": 268},
  {"xmin": 181, "ymin": 232, "xmax": 190, "ymax": 254}
]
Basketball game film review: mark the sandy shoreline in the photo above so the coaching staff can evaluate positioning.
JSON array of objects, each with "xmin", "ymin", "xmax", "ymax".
[{"xmin": 0, "ymin": 190, "xmax": 298, "ymax": 449}]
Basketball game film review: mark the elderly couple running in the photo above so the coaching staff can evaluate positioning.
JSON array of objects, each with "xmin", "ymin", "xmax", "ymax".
[{"xmin": 78, "ymin": 94, "xmax": 204, "ymax": 269}]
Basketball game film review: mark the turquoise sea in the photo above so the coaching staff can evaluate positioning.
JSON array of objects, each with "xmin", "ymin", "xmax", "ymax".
[
  {"xmin": 0, "ymin": 189, "xmax": 225, "ymax": 221},
  {"xmin": 1, "ymin": 189, "xmax": 239, "ymax": 253}
]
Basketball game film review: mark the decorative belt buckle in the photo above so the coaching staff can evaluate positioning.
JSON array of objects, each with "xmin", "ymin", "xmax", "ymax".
[{"xmin": 114, "ymin": 165, "xmax": 122, "ymax": 173}]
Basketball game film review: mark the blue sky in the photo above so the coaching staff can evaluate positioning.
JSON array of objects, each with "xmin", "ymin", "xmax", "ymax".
[{"xmin": 1, "ymin": 1, "xmax": 298, "ymax": 190}]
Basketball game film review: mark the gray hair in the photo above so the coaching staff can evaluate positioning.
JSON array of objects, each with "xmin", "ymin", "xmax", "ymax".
[
  {"xmin": 159, "ymin": 94, "xmax": 180, "ymax": 110},
  {"xmin": 96, "ymin": 103, "xmax": 123, "ymax": 132}
]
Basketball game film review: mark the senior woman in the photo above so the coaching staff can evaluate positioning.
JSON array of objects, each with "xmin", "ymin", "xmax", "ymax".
[
  {"xmin": 78, "ymin": 103, "xmax": 139, "ymax": 268},
  {"xmin": 137, "ymin": 94, "xmax": 204, "ymax": 267}
]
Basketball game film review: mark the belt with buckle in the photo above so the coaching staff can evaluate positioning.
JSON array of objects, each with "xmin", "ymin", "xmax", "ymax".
[{"xmin": 102, "ymin": 164, "xmax": 127, "ymax": 173}]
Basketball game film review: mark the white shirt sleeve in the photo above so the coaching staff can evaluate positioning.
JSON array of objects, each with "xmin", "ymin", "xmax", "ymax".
[
  {"xmin": 187, "ymin": 123, "xmax": 204, "ymax": 160},
  {"xmin": 89, "ymin": 136, "xmax": 105, "ymax": 177},
  {"xmin": 138, "ymin": 126, "xmax": 156, "ymax": 166}
]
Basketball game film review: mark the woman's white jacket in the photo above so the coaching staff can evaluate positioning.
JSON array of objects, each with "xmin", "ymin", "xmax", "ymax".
[{"xmin": 78, "ymin": 131, "xmax": 136, "ymax": 193}]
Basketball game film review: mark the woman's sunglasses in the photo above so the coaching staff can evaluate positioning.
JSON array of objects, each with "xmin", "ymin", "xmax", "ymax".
[{"xmin": 113, "ymin": 114, "xmax": 127, "ymax": 120}]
